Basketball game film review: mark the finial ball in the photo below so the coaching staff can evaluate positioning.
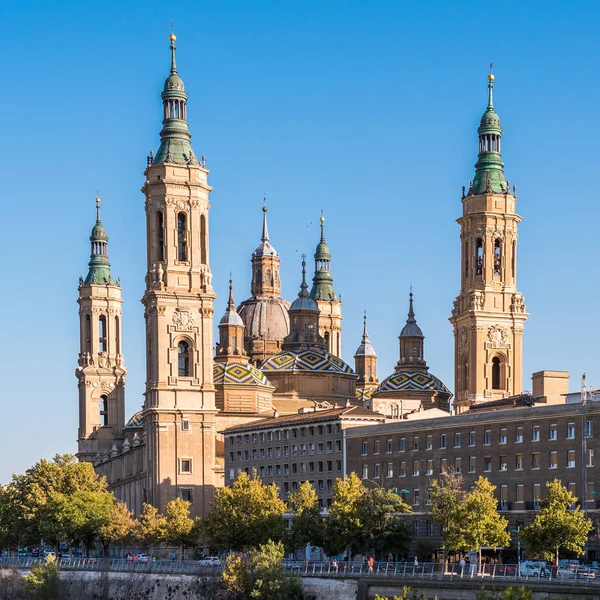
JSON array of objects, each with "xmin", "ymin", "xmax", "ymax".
[
  {"xmin": 320, "ymin": 216, "xmax": 325, "ymax": 223},
  {"xmin": 96, "ymin": 197, "xmax": 101, "ymax": 205},
  {"xmin": 169, "ymin": 33, "xmax": 176, "ymax": 43},
  {"xmin": 488, "ymin": 73, "xmax": 495, "ymax": 82},
  {"xmin": 262, "ymin": 205, "xmax": 267, "ymax": 213}
]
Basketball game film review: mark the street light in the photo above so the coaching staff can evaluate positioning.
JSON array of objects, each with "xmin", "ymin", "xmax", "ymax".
[{"xmin": 511, "ymin": 527, "xmax": 521, "ymax": 575}]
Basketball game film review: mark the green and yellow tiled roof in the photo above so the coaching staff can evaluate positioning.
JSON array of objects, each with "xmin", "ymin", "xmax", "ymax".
[
  {"xmin": 214, "ymin": 362, "xmax": 274, "ymax": 388},
  {"xmin": 261, "ymin": 350, "xmax": 354, "ymax": 374}
]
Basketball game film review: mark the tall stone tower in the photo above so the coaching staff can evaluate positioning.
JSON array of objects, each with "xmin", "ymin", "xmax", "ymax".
[
  {"xmin": 450, "ymin": 69, "xmax": 528, "ymax": 413},
  {"xmin": 354, "ymin": 312, "xmax": 378, "ymax": 404},
  {"xmin": 310, "ymin": 215, "xmax": 343, "ymax": 357},
  {"xmin": 141, "ymin": 34, "xmax": 217, "ymax": 516},
  {"xmin": 76, "ymin": 197, "xmax": 127, "ymax": 462}
]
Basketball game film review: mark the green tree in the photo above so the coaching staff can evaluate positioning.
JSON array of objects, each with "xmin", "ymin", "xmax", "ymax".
[
  {"xmin": 203, "ymin": 472, "xmax": 286, "ymax": 551},
  {"xmin": 134, "ymin": 503, "xmax": 167, "ymax": 552},
  {"xmin": 222, "ymin": 540, "xmax": 303, "ymax": 600},
  {"xmin": 520, "ymin": 479, "xmax": 592, "ymax": 563},
  {"xmin": 23, "ymin": 555, "xmax": 60, "ymax": 600},
  {"xmin": 286, "ymin": 481, "xmax": 323, "ymax": 553},
  {"xmin": 98, "ymin": 501, "xmax": 136, "ymax": 553},
  {"xmin": 429, "ymin": 475, "xmax": 510, "ymax": 567},
  {"xmin": 163, "ymin": 498, "xmax": 200, "ymax": 558}
]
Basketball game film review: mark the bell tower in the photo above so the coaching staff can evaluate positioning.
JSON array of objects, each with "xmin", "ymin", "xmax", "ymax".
[
  {"xmin": 141, "ymin": 34, "xmax": 217, "ymax": 516},
  {"xmin": 450, "ymin": 68, "xmax": 528, "ymax": 413},
  {"xmin": 76, "ymin": 197, "xmax": 127, "ymax": 462}
]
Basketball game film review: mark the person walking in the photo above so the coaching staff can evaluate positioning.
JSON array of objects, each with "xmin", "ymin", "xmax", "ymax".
[{"xmin": 368, "ymin": 556, "xmax": 375, "ymax": 573}]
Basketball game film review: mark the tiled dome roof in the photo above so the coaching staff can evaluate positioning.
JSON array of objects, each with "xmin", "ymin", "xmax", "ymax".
[
  {"xmin": 376, "ymin": 371, "xmax": 450, "ymax": 394},
  {"xmin": 261, "ymin": 350, "xmax": 354, "ymax": 374},
  {"xmin": 214, "ymin": 362, "xmax": 274, "ymax": 388},
  {"xmin": 124, "ymin": 410, "xmax": 144, "ymax": 428}
]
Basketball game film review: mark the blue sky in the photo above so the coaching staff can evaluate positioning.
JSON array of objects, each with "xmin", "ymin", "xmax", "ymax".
[{"xmin": 1, "ymin": 0, "xmax": 599, "ymax": 483}]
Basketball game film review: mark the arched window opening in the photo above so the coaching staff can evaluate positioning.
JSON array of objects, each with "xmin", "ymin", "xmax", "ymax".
[
  {"xmin": 367, "ymin": 365, "xmax": 372, "ymax": 381},
  {"xmin": 266, "ymin": 268, "xmax": 272, "ymax": 284},
  {"xmin": 200, "ymin": 215, "xmax": 207, "ymax": 264},
  {"xmin": 85, "ymin": 315, "xmax": 92, "ymax": 354},
  {"xmin": 99, "ymin": 315, "xmax": 107, "ymax": 353},
  {"xmin": 100, "ymin": 395, "xmax": 109, "ymax": 426},
  {"xmin": 156, "ymin": 212, "xmax": 165, "ymax": 261},
  {"xmin": 231, "ymin": 335, "xmax": 237, "ymax": 354},
  {"xmin": 464, "ymin": 242, "xmax": 469, "ymax": 280},
  {"xmin": 304, "ymin": 323, "xmax": 311, "ymax": 342},
  {"xmin": 255, "ymin": 268, "xmax": 262, "ymax": 293},
  {"xmin": 492, "ymin": 357, "xmax": 501, "ymax": 390},
  {"xmin": 512, "ymin": 241, "xmax": 516, "ymax": 279},
  {"xmin": 462, "ymin": 359, "xmax": 468, "ymax": 392},
  {"xmin": 494, "ymin": 239, "xmax": 502, "ymax": 276},
  {"xmin": 115, "ymin": 316, "xmax": 121, "ymax": 355},
  {"xmin": 324, "ymin": 331, "xmax": 330, "ymax": 349},
  {"xmin": 177, "ymin": 213, "xmax": 187, "ymax": 261},
  {"xmin": 476, "ymin": 238, "xmax": 483, "ymax": 276},
  {"xmin": 178, "ymin": 341, "xmax": 190, "ymax": 377}
]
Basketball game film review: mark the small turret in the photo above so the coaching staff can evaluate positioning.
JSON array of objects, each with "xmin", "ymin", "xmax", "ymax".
[
  {"xmin": 85, "ymin": 197, "xmax": 115, "ymax": 285},
  {"xmin": 396, "ymin": 291, "xmax": 427, "ymax": 372},
  {"xmin": 216, "ymin": 279, "xmax": 247, "ymax": 363},
  {"xmin": 355, "ymin": 312, "xmax": 378, "ymax": 386},
  {"xmin": 310, "ymin": 213, "xmax": 337, "ymax": 301}
]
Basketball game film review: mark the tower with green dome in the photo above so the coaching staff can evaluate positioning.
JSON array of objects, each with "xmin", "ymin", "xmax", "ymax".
[
  {"xmin": 76, "ymin": 197, "xmax": 127, "ymax": 463},
  {"xmin": 141, "ymin": 33, "xmax": 217, "ymax": 518},
  {"xmin": 310, "ymin": 214, "xmax": 343, "ymax": 357},
  {"xmin": 450, "ymin": 68, "xmax": 528, "ymax": 413}
]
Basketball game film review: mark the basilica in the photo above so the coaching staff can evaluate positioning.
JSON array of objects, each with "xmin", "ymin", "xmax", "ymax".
[{"xmin": 76, "ymin": 36, "xmax": 527, "ymax": 517}]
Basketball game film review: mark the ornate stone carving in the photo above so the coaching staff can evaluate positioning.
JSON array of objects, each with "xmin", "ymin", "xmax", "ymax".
[
  {"xmin": 487, "ymin": 325, "xmax": 508, "ymax": 348},
  {"xmin": 510, "ymin": 293, "xmax": 526, "ymax": 313},
  {"xmin": 469, "ymin": 291, "xmax": 484, "ymax": 311},
  {"xmin": 458, "ymin": 328, "xmax": 468, "ymax": 353},
  {"xmin": 173, "ymin": 309, "xmax": 194, "ymax": 330}
]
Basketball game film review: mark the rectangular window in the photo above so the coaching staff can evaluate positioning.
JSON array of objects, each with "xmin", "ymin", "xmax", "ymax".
[
  {"xmin": 413, "ymin": 489, "xmax": 420, "ymax": 506},
  {"xmin": 181, "ymin": 489, "xmax": 193, "ymax": 503},
  {"xmin": 292, "ymin": 463, "xmax": 297, "ymax": 474},
  {"xmin": 283, "ymin": 430, "xmax": 289, "ymax": 440},
  {"xmin": 399, "ymin": 461, "xmax": 406, "ymax": 477},
  {"xmin": 260, "ymin": 448, "xmax": 265, "ymax": 459},
  {"xmin": 327, "ymin": 479, "xmax": 333, "ymax": 490},
  {"xmin": 469, "ymin": 431, "xmax": 476, "ymax": 447},
  {"xmin": 267, "ymin": 431, "xmax": 273, "ymax": 441},
  {"xmin": 500, "ymin": 485, "xmax": 508, "ymax": 506},
  {"xmin": 252, "ymin": 433, "xmax": 257, "ymax": 443},
  {"xmin": 275, "ymin": 447, "xmax": 281, "ymax": 458},
  {"xmin": 244, "ymin": 450, "xmax": 249, "ymax": 461},
  {"xmin": 515, "ymin": 453, "xmax": 523, "ymax": 470},
  {"xmin": 374, "ymin": 440, "xmax": 381, "ymax": 455},
  {"xmin": 413, "ymin": 436, "xmax": 419, "ymax": 451},
  {"xmin": 318, "ymin": 480, "xmax": 324, "ymax": 491},
  {"xmin": 413, "ymin": 521, "xmax": 421, "ymax": 536},
  {"xmin": 327, "ymin": 441, "xmax": 333, "ymax": 454},
  {"xmin": 587, "ymin": 448, "xmax": 595, "ymax": 467},
  {"xmin": 229, "ymin": 451, "xmax": 234, "ymax": 462},
  {"xmin": 259, "ymin": 466, "xmax": 265, "ymax": 477},
  {"xmin": 484, "ymin": 430, "xmax": 491, "ymax": 445},
  {"xmin": 532, "ymin": 452, "xmax": 540, "ymax": 469},
  {"xmin": 228, "ymin": 469, "xmax": 234, "ymax": 481},
  {"xmin": 533, "ymin": 484, "xmax": 541, "ymax": 505},
  {"xmin": 469, "ymin": 456, "xmax": 476, "ymax": 473},
  {"xmin": 284, "ymin": 446, "xmax": 289, "ymax": 457},
  {"xmin": 387, "ymin": 439, "xmax": 393, "ymax": 453},
  {"xmin": 549, "ymin": 424, "xmax": 557, "ymax": 441},
  {"xmin": 586, "ymin": 420, "xmax": 593, "ymax": 437},
  {"xmin": 454, "ymin": 433, "xmax": 461, "ymax": 448},
  {"xmin": 549, "ymin": 451, "xmax": 558, "ymax": 469},
  {"xmin": 336, "ymin": 440, "xmax": 342, "ymax": 452},
  {"xmin": 499, "ymin": 455, "xmax": 507, "ymax": 471},
  {"xmin": 399, "ymin": 438, "xmax": 406, "ymax": 452},
  {"xmin": 568, "ymin": 450, "xmax": 576, "ymax": 468},
  {"xmin": 309, "ymin": 462, "xmax": 315, "ymax": 472},
  {"xmin": 440, "ymin": 457, "xmax": 447, "ymax": 472},
  {"xmin": 182, "ymin": 420, "xmax": 190, "ymax": 431},
  {"xmin": 267, "ymin": 465, "xmax": 273, "ymax": 476},
  {"xmin": 387, "ymin": 462, "xmax": 393, "ymax": 478},
  {"xmin": 267, "ymin": 448, "xmax": 273, "ymax": 459},
  {"xmin": 454, "ymin": 457, "xmax": 461, "ymax": 474},
  {"xmin": 413, "ymin": 460, "xmax": 420, "ymax": 476},
  {"xmin": 179, "ymin": 458, "xmax": 192, "ymax": 473},
  {"xmin": 427, "ymin": 521, "xmax": 433, "ymax": 536},
  {"xmin": 516, "ymin": 427, "xmax": 524, "ymax": 443},
  {"xmin": 237, "ymin": 451, "xmax": 242, "ymax": 462},
  {"xmin": 374, "ymin": 463, "xmax": 381, "ymax": 478},
  {"xmin": 567, "ymin": 422, "xmax": 575, "ymax": 439},
  {"xmin": 301, "ymin": 463, "xmax": 306, "ymax": 474},
  {"xmin": 327, "ymin": 460, "xmax": 333, "ymax": 472},
  {"xmin": 426, "ymin": 435, "xmax": 433, "ymax": 450},
  {"xmin": 284, "ymin": 464, "xmax": 289, "ymax": 475},
  {"xmin": 484, "ymin": 456, "xmax": 491, "ymax": 472},
  {"xmin": 361, "ymin": 441, "xmax": 368, "ymax": 456},
  {"xmin": 588, "ymin": 482, "xmax": 595, "ymax": 501},
  {"xmin": 318, "ymin": 461, "xmax": 324, "ymax": 473},
  {"xmin": 516, "ymin": 484, "xmax": 524, "ymax": 503},
  {"xmin": 336, "ymin": 460, "xmax": 342, "ymax": 471},
  {"xmin": 499, "ymin": 428, "xmax": 507, "ymax": 444},
  {"xmin": 440, "ymin": 434, "xmax": 447, "ymax": 449},
  {"xmin": 292, "ymin": 445, "xmax": 297, "ymax": 456},
  {"xmin": 532, "ymin": 425, "xmax": 540, "ymax": 442},
  {"xmin": 260, "ymin": 432, "xmax": 265, "ymax": 442},
  {"xmin": 275, "ymin": 430, "xmax": 281, "ymax": 441},
  {"xmin": 300, "ymin": 444, "xmax": 306, "ymax": 456},
  {"xmin": 318, "ymin": 443, "xmax": 324, "ymax": 454},
  {"xmin": 309, "ymin": 443, "xmax": 315, "ymax": 455},
  {"xmin": 426, "ymin": 459, "xmax": 433, "ymax": 475},
  {"xmin": 252, "ymin": 449, "xmax": 257, "ymax": 460},
  {"xmin": 275, "ymin": 465, "xmax": 281, "ymax": 476}
]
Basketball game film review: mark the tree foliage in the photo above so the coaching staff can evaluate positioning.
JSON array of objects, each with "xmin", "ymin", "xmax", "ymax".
[
  {"xmin": 162, "ymin": 498, "xmax": 201, "ymax": 557},
  {"xmin": 221, "ymin": 540, "xmax": 303, "ymax": 600},
  {"xmin": 520, "ymin": 479, "xmax": 592, "ymax": 563},
  {"xmin": 429, "ymin": 474, "xmax": 510, "ymax": 563},
  {"xmin": 23, "ymin": 555, "xmax": 60, "ymax": 600},
  {"xmin": 98, "ymin": 501, "xmax": 136, "ymax": 551},
  {"xmin": 286, "ymin": 481, "xmax": 323, "ymax": 552},
  {"xmin": 203, "ymin": 473, "xmax": 286, "ymax": 551},
  {"xmin": 323, "ymin": 474, "xmax": 411, "ymax": 558},
  {"xmin": 134, "ymin": 503, "xmax": 167, "ymax": 551}
]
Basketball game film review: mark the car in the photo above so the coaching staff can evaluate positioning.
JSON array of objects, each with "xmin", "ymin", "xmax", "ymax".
[
  {"xmin": 198, "ymin": 556, "xmax": 221, "ymax": 567},
  {"xmin": 520, "ymin": 561, "xmax": 547, "ymax": 577},
  {"xmin": 135, "ymin": 554, "xmax": 151, "ymax": 563}
]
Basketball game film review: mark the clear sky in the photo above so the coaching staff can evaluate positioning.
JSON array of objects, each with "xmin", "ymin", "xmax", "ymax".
[{"xmin": 1, "ymin": 0, "xmax": 599, "ymax": 483}]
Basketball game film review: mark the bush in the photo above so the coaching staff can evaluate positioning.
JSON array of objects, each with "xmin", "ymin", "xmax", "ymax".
[{"xmin": 23, "ymin": 555, "xmax": 60, "ymax": 600}]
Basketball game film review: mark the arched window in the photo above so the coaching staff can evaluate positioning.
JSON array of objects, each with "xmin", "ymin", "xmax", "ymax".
[
  {"xmin": 494, "ymin": 239, "xmax": 502, "ymax": 276},
  {"xmin": 85, "ymin": 314, "xmax": 91, "ymax": 353},
  {"xmin": 255, "ymin": 268, "xmax": 262, "ymax": 293},
  {"xmin": 476, "ymin": 238, "xmax": 483, "ymax": 276},
  {"xmin": 100, "ymin": 395, "xmax": 109, "ymax": 426},
  {"xmin": 324, "ymin": 331, "xmax": 330, "ymax": 349},
  {"xmin": 99, "ymin": 315, "xmax": 107, "ymax": 353},
  {"xmin": 464, "ymin": 241, "xmax": 469, "ymax": 280},
  {"xmin": 492, "ymin": 357, "xmax": 501, "ymax": 390},
  {"xmin": 512, "ymin": 240, "xmax": 516, "ymax": 279},
  {"xmin": 266, "ymin": 268, "xmax": 272, "ymax": 283},
  {"xmin": 304, "ymin": 323, "xmax": 311, "ymax": 342},
  {"xmin": 157, "ymin": 212, "xmax": 165, "ymax": 261},
  {"xmin": 177, "ymin": 213, "xmax": 187, "ymax": 261},
  {"xmin": 200, "ymin": 215, "xmax": 207, "ymax": 264},
  {"xmin": 231, "ymin": 335, "xmax": 237, "ymax": 354},
  {"xmin": 178, "ymin": 341, "xmax": 190, "ymax": 377},
  {"xmin": 115, "ymin": 316, "xmax": 120, "ymax": 355}
]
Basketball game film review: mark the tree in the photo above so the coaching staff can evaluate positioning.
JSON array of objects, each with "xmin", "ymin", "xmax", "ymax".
[
  {"xmin": 98, "ymin": 501, "xmax": 136, "ymax": 553},
  {"xmin": 134, "ymin": 503, "xmax": 167, "ymax": 552},
  {"xmin": 221, "ymin": 540, "xmax": 303, "ymax": 600},
  {"xmin": 429, "ymin": 474, "xmax": 510, "ymax": 567},
  {"xmin": 23, "ymin": 555, "xmax": 60, "ymax": 600},
  {"xmin": 202, "ymin": 473, "xmax": 286, "ymax": 551},
  {"xmin": 162, "ymin": 498, "xmax": 200, "ymax": 558},
  {"xmin": 520, "ymin": 479, "xmax": 592, "ymax": 564},
  {"xmin": 286, "ymin": 481, "xmax": 323, "ymax": 553}
]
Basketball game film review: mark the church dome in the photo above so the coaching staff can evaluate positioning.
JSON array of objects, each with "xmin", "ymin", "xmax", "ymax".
[
  {"xmin": 124, "ymin": 410, "xmax": 144, "ymax": 428},
  {"xmin": 238, "ymin": 296, "xmax": 290, "ymax": 342},
  {"xmin": 376, "ymin": 371, "xmax": 450, "ymax": 395},
  {"xmin": 214, "ymin": 362, "xmax": 274, "ymax": 388},
  {"xmin": 261, "ymin": 349, "xmax": 354, "ymax": 374},
  {"xmin": 400, "ymin": 321, "xmax": 423, "ymax": 338},
  {"xmin": 253, "ymin": 239, "xmax": 278, "ymax": 258}
]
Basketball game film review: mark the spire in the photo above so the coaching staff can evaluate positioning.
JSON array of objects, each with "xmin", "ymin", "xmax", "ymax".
[
  {"xmin": 400, "ymin": 291, "xmax": 423, "ymax": 338},
  {"xmin": 396, "ymin": 290, "xmax": 427, "ymax": 372},
  {"xmin": 355, "ymin": 311, "xmax": 377, "ymax": 357},
  {"xmin": 310, "ymin": 213, "xmax": 337, "ymax": 301},
  {"xmin": 153, "ymin": 33, "xmax": 196, "ymax": 165},
  {"xmin": 299, "ymin": 259, "xmax": 310, "ymax": 298},
  {"xmin": 84, "ymin": 196, "xmax": 115, "ymax": 285},
  {"xmin": 219, "ymin": 276, "xmax": 244, "ymax": 327},
  {"xmin": 289, "ymin": 257, "xmax": 318, "ymax": 312},
  {"xmin": 471, "ymin": 65, "xmax": 508, "ymax": 195},
  {"xmin": 228, "ymin": 277, "xmax": 236, "ymax": 311},
  {"xmin": 261, "ymin": 198, "xmax": 269, "ymax": 242}
]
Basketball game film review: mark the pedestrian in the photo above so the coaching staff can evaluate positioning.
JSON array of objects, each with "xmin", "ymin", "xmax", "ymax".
[
  {"xmin": 460, "ymin": 557, "xmax": 466, "ymax": 573},
  {"xmin": 171, "ymin": 551, "xmax": 176, "ymax": 561},
  {"xmin": 414, "ymin": 556, "xmax": 419, "ymax": 567},
  {"xmin": 332, "ymin": 558, "xmax": 338, "ymax": 572},
  {"xmin": 368, "ymin": 556, "xmax": 374, "ymax": 573}
]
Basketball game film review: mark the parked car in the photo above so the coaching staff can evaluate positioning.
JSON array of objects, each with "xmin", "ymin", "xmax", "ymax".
[
  {"xmin": 198, "ymin": 556, "xmax": 221, "ymax": 567},
  {"xmin": 135, "ymin": 554, "xmax": 151, "ymax": 563},
  {"xmin": 520, "ymin": 561, "xmax": 548, "ymax": 577}
]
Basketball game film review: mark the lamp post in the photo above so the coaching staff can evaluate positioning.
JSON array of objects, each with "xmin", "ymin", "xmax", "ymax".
[{"xmin": 511, "ymin": 527, "xmax": 521, "ymax": 575}]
